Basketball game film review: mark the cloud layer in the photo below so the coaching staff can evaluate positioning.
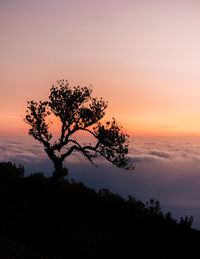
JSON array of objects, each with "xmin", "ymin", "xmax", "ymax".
[{"xmin": 129, "ymin": 136, "xmax": 200, "ymax": 164}]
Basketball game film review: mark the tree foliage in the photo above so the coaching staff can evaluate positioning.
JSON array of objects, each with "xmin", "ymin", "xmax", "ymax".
[{"xmin": 25, "ymin": 80, "xmax": 133, "ymax": 180}]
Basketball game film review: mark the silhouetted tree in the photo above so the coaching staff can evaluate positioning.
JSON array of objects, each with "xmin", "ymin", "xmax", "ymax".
[{"xmin": 25, "ymin": 80, "xmax": 133, "ymax": 181}]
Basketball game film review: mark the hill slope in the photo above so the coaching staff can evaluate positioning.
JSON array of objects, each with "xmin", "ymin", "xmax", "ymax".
[{"xmin": 0, "ymin": 162, "xmax": 199, "ymax": 258}]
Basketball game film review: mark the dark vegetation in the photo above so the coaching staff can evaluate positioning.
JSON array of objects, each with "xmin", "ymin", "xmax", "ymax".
[
  {"xmin": 0, "ymin": 161, "xmax": 200, "ymax": 258},
  {"xmin": 25, "ymin": 80, "xmax": 133, "ymax": 181}
]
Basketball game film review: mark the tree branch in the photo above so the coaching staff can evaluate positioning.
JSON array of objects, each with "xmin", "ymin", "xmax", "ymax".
[
  {"xmin": 61, "ymin": 141, "xmax": 98, "ymax": 167},
  {"xmin": 61, "ymin": 145, "xmax": 78, "ymax": 160}
]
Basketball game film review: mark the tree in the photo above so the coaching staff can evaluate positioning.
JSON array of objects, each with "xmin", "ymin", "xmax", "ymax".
[{"xmin": 25, "ymin": 80, "xmax": 133, "ymax": 181}]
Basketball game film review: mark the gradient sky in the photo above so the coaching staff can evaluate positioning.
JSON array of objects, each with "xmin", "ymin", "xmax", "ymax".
[{"xmin": 1, "ymin": 0, "xmax": 200, "ymax": 136}]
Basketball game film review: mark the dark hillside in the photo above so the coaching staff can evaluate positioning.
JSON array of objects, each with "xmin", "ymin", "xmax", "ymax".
[{"xmin": 0, "ymin": 162, "xmax": 199, "ymax": 258}]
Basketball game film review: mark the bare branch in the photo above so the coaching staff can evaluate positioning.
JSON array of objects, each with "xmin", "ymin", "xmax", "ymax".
[{"xmin": 61, "ymin": 143, "xmax": 98, "ymax": 167}]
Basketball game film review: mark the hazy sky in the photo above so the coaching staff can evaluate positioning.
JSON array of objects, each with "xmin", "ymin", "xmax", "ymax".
[{"xmin": 1, "ymin": 0, "xmax": 200, "ymax": 135}]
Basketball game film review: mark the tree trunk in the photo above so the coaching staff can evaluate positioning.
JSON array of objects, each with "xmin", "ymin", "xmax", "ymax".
[
  {"xmin": 45, "ymin": 148, "xmax": 68, "ymax": 182},
  {"xmin": 52, "ymin": 158, "xmax": 68, "ymax": 182}
]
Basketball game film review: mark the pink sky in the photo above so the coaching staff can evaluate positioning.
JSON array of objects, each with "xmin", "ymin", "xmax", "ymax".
[{"xmin": 1, "ymin": 0, "xmax": 200, "ymax": 136}]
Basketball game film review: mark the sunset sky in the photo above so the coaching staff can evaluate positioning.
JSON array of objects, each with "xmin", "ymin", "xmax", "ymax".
[{"xmin": 2, "ymin": 0, "xmax": 200, "ymax": 136}]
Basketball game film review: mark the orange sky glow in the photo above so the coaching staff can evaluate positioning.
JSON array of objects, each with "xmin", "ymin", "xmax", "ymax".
[{"xmin": 1, "ymin": 0, "xmax": 200, "ymax": 136}]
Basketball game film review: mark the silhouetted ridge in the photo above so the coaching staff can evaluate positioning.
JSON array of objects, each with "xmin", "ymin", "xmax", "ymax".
[{"xmin": 0, "ymin": 162, "xmax": 199, "ymax": 258}]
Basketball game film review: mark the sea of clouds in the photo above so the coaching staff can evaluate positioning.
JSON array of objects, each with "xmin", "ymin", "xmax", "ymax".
[{"xmin": 1, "ymin": 135, "xmax": 200, "ymax": 229}]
